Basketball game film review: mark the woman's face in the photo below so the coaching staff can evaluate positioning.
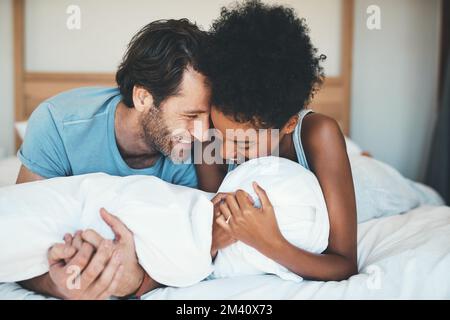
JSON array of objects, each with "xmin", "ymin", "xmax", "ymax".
[{"xmin": 210, "ymin": 107, "xmax": 293, "ymax": 162}]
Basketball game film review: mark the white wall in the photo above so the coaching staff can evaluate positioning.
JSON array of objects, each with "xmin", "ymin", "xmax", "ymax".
[
  {"xmin": 0, "ymin": 0, "xmax": 14, "ymax": 158},
  {"xmin": 24, "ymin": 0, "xmax": 342, "ymax": 76},
  {"xmin": 350, "ymin": 0, "xmax": 441, "ymax": 180}
]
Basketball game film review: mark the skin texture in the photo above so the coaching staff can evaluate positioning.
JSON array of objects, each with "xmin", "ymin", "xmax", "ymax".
[
  {"xmin": 196, "ymin": 107, "xmax": 358, "ymax": 281},
  {"xmin": 16, "ymin": 67, "xmax": 211, "ymax": 299}
]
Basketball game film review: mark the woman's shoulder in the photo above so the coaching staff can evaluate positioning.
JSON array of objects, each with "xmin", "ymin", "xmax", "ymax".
[{"xmin": 301, "ymin": 112, "xmax": 346, "ymax": 153}]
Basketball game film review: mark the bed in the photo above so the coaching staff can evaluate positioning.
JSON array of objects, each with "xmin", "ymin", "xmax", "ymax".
[
  {"xmin": 1, "ymin": 205, "xmax": 449, "ymax": 300},
  {"xmin": 3, "ymin": 0, "xmax": 448, "ymax": 299},
  {"xmin": 3, "ymin": 132, "xmax": 447, "ymax": 299}
]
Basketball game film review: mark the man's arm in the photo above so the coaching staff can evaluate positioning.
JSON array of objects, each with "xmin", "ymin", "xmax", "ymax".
[
  {"xmin": 14, "ymin": 103, "xmax": 133, "ymax": 298},
  {"xmin": 15, "ymin": 166, "xmax": 124, "ymax": 299},
  {"xmin": 16, "ymin": 165, "xmax": 44, "ymax": 184}
]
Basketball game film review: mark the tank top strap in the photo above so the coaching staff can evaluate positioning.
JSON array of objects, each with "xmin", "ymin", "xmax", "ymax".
[{"xmin": 292, "ymin": 109, "xmax": 314, "ymax": 170}]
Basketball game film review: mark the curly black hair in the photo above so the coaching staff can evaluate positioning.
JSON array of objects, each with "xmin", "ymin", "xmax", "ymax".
[
  {"xmin": 200, "ymin": 0, "xmax": 325, "ymax": 128},
  {"xmin": 116, "ymin": 19, "xmax": 207, "ymax": 108}
]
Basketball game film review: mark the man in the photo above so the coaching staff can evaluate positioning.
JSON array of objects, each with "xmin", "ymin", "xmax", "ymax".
[{"xmin": 16, "ymin": 19, "xmax": 211, "ymax": 299}]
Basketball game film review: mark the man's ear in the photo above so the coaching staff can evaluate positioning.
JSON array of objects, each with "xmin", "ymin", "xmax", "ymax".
[
  {"xmin": 281, "ymin": 114, "xmax": 299, "ymax": 134},
  {"xmin": 132, "ymin": 86, "xmax": 154, "ymax": 113}
]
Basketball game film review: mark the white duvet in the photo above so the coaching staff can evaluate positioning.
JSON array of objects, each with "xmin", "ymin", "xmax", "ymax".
[
  {"xmin": 144, "ymin": 205, "xmax": 450, "ymax": 299},
  {"xmin": 1, "ymin": 205, "xmax": 448, "ymax": 300},
  {"xmin": 0, "ymin": 156, "xmax": 329, "ymax": 286}
]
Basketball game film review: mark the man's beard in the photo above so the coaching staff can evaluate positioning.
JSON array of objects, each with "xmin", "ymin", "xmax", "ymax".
[
  {"xmin": 141, "ymin": 107, "xmax": 192, "ymax": 163},
  {"xmin": 141, "ymin": 107, "xmax": 173, "ymax": 158}
]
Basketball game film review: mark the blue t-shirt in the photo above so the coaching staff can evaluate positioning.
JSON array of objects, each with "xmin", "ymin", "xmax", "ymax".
[{"xmin": 18, "ymin": 87, "xmax": 198, "ymax": 188}]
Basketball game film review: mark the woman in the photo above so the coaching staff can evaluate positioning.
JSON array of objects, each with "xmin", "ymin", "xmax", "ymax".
[{"xmin": 196, "ymin": 0, "xmax": 358, "ymax": 281}]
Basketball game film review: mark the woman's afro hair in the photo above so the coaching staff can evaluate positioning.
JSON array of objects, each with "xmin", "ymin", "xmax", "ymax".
[{"xmin": 200, "ymin": 0, "xmax": 325, "ymax": 128}]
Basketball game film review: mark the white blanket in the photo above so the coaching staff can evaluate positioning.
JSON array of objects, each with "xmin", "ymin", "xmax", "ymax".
[
  {"xmin": 0, "ymin": 156, "xmax": 329, "ymax": 286},
  {"xmin": 3, "ymin": 206, "xmax": 447, "ymax": 300},
  {"xmin": 142, "ymin": 205, "xmax": 450, "ymax": 299},
  {"xmin": 0, "ymin": 173, "xmax": 214, "ymax": 287}
]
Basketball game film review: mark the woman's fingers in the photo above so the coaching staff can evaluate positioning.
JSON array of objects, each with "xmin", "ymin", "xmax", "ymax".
[
  {"xmin": 216, "ymin": 215, "xmax": 233, "ymax": 234},
  {"xmin": 225, "ymin": 194, "xmax": 241, "ymax": 216},
  {"xmin": 252, "ymin": 182, "xmax": 272, "ymax": 210},
  {"xmin": 211, "ymin": 192, "xmax": 229, "ymax": 205},
  {"xmin": 218, "ymin": 201, "xmax": 233, "ymax": 221},
  {"xmin": 235, "ymin": 189, "xmax": 253, "ymax": 210}
]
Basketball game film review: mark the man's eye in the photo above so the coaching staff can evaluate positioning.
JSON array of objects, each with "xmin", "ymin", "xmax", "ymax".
[{"xmin": 186, "ymin": 114, "xmax": 198, "ymax": 119}]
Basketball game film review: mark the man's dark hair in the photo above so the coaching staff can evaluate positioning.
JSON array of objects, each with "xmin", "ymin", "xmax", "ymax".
[
  {"xmin": 116, "ymin": 19, "xmax": 207, "ymax": 108},
  {"xmin": 200, "ymin": 0, "xmax": 325, "ymax": 128}
]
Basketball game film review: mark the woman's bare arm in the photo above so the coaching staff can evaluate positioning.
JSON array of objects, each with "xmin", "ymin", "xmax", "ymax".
[
  {"xmin": 300, "ymin": 113, "xmax": 358, "ymax": 277},
  {"xmin": 263, "ymin": 113, "xmax": 357, "ymax": 280},
  {"xmin": 267, "ymin": 114, "xmax": 358, "ymax": 280},
  {"xmin": 216, "ymin": 113, "xmax": 358, "ymax": 281}
]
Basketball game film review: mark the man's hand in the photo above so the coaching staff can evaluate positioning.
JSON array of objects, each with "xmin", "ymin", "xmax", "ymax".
[
  {"xmin": 81, "ymin": 208, "xmax": 145, "ymax": 297},
  {"xmin": 210, "ymin": 193, "xmax": 237, "ymax": 258},
  {"xmin": 46, "ymin": 238, "xmax": 124, "ymax": 300}
]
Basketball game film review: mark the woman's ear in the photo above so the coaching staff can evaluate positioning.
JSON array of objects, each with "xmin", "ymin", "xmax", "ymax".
[
  {"xmin": 281, "ymin": 114, "xmax": 299, "ymax": 134},
  {"xmin": 132, "ymin": 86, "xmax": 154, "ymax": 113}
]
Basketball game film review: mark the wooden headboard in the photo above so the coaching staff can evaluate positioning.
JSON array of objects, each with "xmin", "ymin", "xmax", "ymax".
[{"xmin": 13, "ymin": 0, "xmax": 354, "ymax": 150}]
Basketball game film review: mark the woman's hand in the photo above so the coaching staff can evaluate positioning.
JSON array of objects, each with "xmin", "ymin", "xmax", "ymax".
[
  {"xmin": 216, "ymin": 182, "xmax": 285, "ymax": 253},
  {"xmin": 210, "ymin": 193, "xmax": 237, "ymax": 258}
]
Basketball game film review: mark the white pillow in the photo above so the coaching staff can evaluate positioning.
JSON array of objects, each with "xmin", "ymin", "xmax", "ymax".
[
  {"xmin": 14, "ymin": 121, "xmax": 28, "ymax": 141},
  {"xmin": 350, "ymin": 155, "xmax": 444, "ymax": 223},
  {"xmin": 345, "ymin": 137, "xmax": 363, "ymax": 155},
  {"xmin": 214, "ymin": 156, "xmax": 330, "ymax": 281}
]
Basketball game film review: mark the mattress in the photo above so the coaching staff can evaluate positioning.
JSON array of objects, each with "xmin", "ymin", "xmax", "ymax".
[{"xmin": 1, "ymin": 205, "xmax": 449, "ymax": 300}]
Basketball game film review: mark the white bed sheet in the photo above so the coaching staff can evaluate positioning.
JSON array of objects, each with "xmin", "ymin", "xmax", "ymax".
[{"xmin": 0, "ymin": 205, "xmax": 449, "ymax": 300}]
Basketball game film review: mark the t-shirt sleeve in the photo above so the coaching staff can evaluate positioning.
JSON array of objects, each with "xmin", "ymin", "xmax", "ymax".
[
  {"xmin": 17, "ymin": 102, "xmax": 71, "ymax": 178},
  {"xmin": 174, "ymin": 164, "xmax": 199, "ymax": 189}
]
